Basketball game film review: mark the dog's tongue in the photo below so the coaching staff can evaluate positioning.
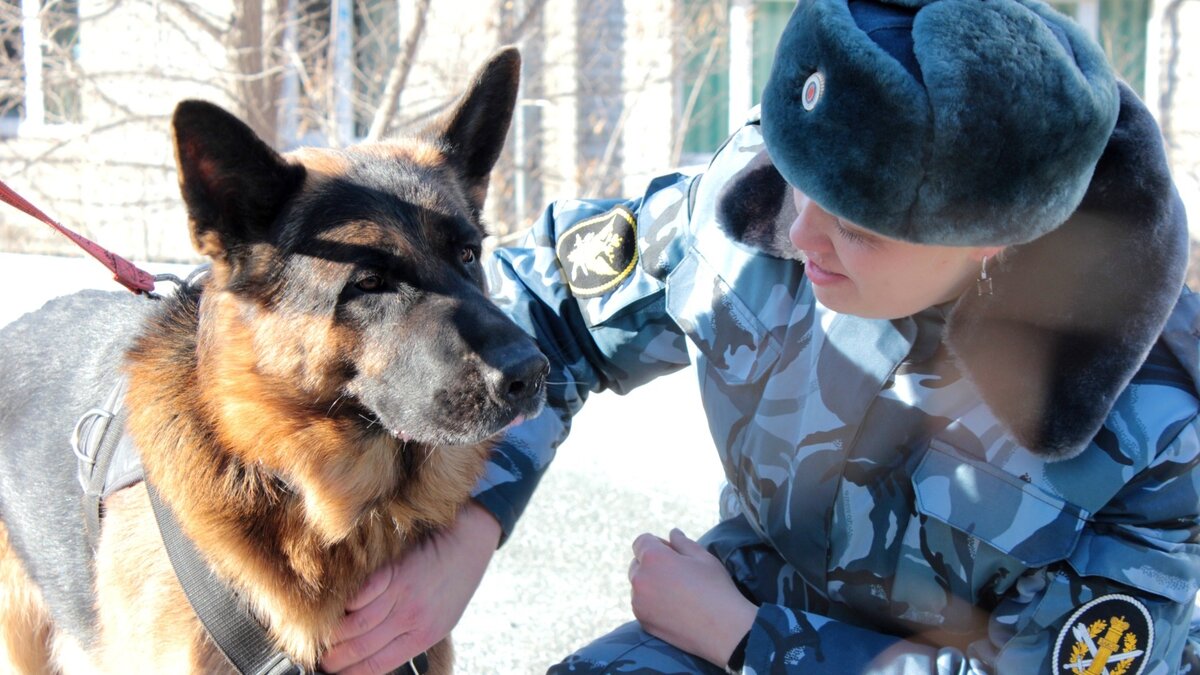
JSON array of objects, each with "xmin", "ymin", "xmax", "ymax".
[{"xmin": 506, "ymin": 415, "xmax": 526, "ymax": 430}]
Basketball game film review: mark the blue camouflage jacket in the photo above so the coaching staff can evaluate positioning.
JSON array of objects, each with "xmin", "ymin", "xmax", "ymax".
[{"xmin": 473, "ymin": 106, "xmax": 1200, "ymax": 673}]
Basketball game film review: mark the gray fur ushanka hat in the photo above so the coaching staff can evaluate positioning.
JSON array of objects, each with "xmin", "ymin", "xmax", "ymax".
[{"xmin": 761, "ymin": 0, "xmax": 1120, "ymax": 245}]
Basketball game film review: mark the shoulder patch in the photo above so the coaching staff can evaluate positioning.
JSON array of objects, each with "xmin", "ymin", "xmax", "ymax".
[
  {"xmin": 555, "ymin": 205, "xmax": 638, "ymax": 298},
  {"xmin": 1052, "ymin": 594, "xmax": 1153, "ymax": 675}
]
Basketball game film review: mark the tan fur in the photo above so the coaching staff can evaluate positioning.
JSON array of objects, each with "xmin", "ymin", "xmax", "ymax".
[
  {"xmin": 93, "ymin": 486, "xmax": 229, "ymax": 673},
  {"xmin": 4, "ymin": 148, "xmax": 491, "ymax": 674},
  {"xmin": 46, "ymin": 635, "xmax": 96, "ymax": 675},
  {"xmin": 111, "ymin": 253, "xmax": 489, "ymax": 669},
  {"xmin": 288, "ymin": 147, "xmax": 354, "ymax": 177},
  {"xmin": 5, "ymin": 51, "xmax": 527, "ymax": 672},
  {"xmin": 378, "ymin": 140, "xmax": 447, "ymax": 169},
  {"xmin": 0, "ymin": 520, "xmax": 55, "ymax": 674},
  {"xmin": 289, "ymin": 142, "xmax": 445, "ymax": 183}
]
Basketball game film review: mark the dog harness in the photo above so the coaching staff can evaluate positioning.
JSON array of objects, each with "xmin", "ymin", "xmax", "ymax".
[
  {"xmin": 73, "ymin": 382, "xmax": 428, "ymax": 675},
  {"xmin": 72, "ymin": 378, "xmax": 144, "ymax": 547}
]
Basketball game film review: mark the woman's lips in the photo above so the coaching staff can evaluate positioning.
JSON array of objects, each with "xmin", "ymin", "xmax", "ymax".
[{"xmin": 802, "ymin": 256, "xmax": 847, "ymax": 286}]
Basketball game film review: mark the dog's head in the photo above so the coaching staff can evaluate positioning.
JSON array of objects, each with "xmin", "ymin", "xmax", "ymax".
[{"xmin": 170, "ymin": 48, "xmax": 546, "ymax": 451}]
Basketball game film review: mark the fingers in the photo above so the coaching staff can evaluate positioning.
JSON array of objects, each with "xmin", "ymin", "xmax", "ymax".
[
  {"xmin": 629, "ymin": 528, "xmax": 712, "ymax": 588},
  {"xmin": 667, "ymin": 528, "xmax": 707, "ymax": 557},
  {"xmin": 630, "ymin": 532, "xmax": 668, "ymax": 588},
  {"xmin": 324, "ymin": 562, "xmax": 412, "ymax": 673},
  {"xmin": 322, "ymin": 609, "xmax": 424, "ymax": 673},
  {"xmin": 633, "ymin": 529, "xmax": 705, "ymax": 560},
  {"xmin": 631, "ymin": 532, "xmax": 669, "ymax": 562},
  {"xmin": 345, "ymin": 562, "xmax": 396, "ymax": 612},
  {"xmin": 631, "ymin": 529, "xmax": 707, "ymax": 571},
  {"xmin": 325, "ymin": 510, "xmax": 496, "ymax": 675},
  {"xmin": 332, "ymin": 581, "xmax": 400, "ymax": 644},
  {"xmin": 324, "ymin": 632, "xmax": 426, "ymax": 675}
]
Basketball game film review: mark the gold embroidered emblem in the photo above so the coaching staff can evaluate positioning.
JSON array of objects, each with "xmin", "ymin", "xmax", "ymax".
[
  {"xmin": 554, "ymin": 205, "xmax": 639, "ymax": 298},
  {"xmin": 1064, "ymin": 616, "xmax": 1141, "ymax": 674},
  {"xmin": 1055, "ymin": 595, "xmax": 1152, "ymax": 675},
  {"xmin": 566, "ymin": 220, "xmax": 624, "ymax": 281}
]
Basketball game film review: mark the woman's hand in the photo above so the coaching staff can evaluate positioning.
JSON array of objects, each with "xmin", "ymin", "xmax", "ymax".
[
  {"xmin": 319, "ymin": 501, "xmax": 502, "ymax": 675},
  {"xmin": 628, "ymin": 528, "xmax": 758, "ymax": 668}
]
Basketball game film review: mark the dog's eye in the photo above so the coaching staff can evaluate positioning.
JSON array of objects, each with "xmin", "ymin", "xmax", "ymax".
[
  {"xmin": 460, "ymin": 247, "xmax": 478, "ymax": 265},
  {"xmin": 354, "ymin": 274, "xmax": 385, "ymax": 292}
]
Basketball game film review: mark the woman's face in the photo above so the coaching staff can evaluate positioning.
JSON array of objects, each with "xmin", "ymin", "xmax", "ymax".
[{"xmin": 788, "ymin": 188, "xmax": 1001, "ymax": 320}]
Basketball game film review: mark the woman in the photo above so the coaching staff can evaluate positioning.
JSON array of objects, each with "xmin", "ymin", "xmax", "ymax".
[{"xmin": 323, "ymin": 0, "xmax": 1200, "ymax": 672}]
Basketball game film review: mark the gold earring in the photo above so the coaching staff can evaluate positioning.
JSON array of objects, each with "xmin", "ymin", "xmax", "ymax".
[{"xmin": 977, "ymin": 256, "xmax": 993, "ymax": 297}]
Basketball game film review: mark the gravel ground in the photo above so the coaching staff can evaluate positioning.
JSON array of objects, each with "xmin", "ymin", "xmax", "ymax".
[{"xmin": 0, "ymin": 252, "xmax": 724, "ymax": 673}]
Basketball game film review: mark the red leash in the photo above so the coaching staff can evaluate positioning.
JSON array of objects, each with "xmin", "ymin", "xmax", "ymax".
[{"xmin": 0, "ymin": 178, "xmax": 157, "ymax": 294}]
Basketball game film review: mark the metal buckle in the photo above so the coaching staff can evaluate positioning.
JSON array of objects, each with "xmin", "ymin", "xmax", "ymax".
[{"xmin": 72, "ymin": 407, "xmax": 114, "ymax": 488}]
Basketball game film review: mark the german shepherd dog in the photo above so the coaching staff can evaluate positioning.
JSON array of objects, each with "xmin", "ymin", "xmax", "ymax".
[{"xmin": 0, "ymin": 47, "xmax": 545, "ymax": 673}]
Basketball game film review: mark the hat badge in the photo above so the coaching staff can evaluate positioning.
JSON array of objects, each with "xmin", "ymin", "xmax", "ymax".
[{"xmin": 802, "ymin": 71, "xmax": 825, "ymax": 111}]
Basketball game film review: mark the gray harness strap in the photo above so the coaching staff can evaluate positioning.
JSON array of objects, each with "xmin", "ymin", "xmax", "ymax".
[
  {"xmin": 71, "ymin": 378, "xmax": 144, "ymax": 548},
  {"xmin": 147, "ymin": 482, "xmax": 310, "ymax": 675}
]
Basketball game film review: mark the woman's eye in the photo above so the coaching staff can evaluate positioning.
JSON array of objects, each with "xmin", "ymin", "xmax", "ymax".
[
  {"xmin": 834, "ymin": 219, "xmax": 871, "ymax": 245},
  {"xmin": 355, "ymin": 274, "xmax": 385, "ymax": 292},
  {"xmin": 461, "ymin": 247, "xmax": 478, "ymax": 264}
]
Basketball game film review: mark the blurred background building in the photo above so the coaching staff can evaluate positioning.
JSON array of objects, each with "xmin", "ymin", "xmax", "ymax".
[{"xmin": 0, "ymin": 0, "xmax": 1197, "ymax": 263}]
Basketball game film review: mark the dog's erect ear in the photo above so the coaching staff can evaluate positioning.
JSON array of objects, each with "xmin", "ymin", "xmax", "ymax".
[
  {"xmin": 172, "ymin": 100, "xmax": 306, "ymax": 259},
  {"xmin": 428, "ymin": 47, "xmax": 521, "ymax": 214}
]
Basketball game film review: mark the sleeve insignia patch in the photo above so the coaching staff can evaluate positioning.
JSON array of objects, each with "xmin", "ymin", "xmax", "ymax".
[
  {"xmin": 555, "ymin": 205, "xmax": 638, "ymax": 298},
  {"xmin": 1053, "ymin": 594, "xmax": 1153, "ymax": 675}
]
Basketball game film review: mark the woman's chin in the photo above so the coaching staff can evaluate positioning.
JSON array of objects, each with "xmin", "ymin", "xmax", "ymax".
[{"xmin": 812, "ymin": 287, "xmax": 921, "ymax": 321}]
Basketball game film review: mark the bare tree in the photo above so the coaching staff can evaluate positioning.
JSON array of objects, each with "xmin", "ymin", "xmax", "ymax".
[
  {"xmin": 363, "ymin": 0, "xmax": 429, "ymax": 142},
  {"xmin": 0, "ymin": 0, "xmax": 735, "ymax": 257},
  {"xmin": 1, "ymin": 0, "xmax": 82, "ymax": 124},
  {"xmin": 1160, "ymin": 0, "xmax": 1189, "ymax": 162}
]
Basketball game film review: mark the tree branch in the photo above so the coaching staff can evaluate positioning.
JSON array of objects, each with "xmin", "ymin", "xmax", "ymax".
[
  {"xmin": 500, "ymin": 0, "xmax": 548, "ymax": 45},
  {"xmin": 1159, "ymin": 0, "xmax": 1187, "ymax": 156},
  {"xmin": 157, "ymin": 0, "xmax": 227, "ymax": 42},
  {"xmin": 364, "ymin": 0, "xmax": 432, "ymax": 142}
]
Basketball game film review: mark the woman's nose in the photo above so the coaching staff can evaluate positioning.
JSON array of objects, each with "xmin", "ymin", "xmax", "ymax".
[{"xmin": 788, "ymin": 194, "xmax": 835, "ymax": 253}]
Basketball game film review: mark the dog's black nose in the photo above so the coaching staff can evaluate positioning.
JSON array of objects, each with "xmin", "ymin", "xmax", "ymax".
[{"xmin": 496, "ymin": 352, "xmax": 549, "ymax": 405}]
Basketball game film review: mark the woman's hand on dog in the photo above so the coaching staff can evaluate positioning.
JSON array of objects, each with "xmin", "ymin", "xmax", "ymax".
[
  {"xmin": 628, "ymin": 528, "xmax": 758, "ymax": 669},
  {"xmin": 320, "ymin": 501, "xmax": 502, "ymax": 675}
]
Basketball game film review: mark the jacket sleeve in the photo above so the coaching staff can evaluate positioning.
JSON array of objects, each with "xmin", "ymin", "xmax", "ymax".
[
  {"xmin": 740, "ymin": 416, "xmax": 1200, "ymax": 674},
  {"xmin": 470, "ymin": 173, "xmax": 698, "ymax": 540}
]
